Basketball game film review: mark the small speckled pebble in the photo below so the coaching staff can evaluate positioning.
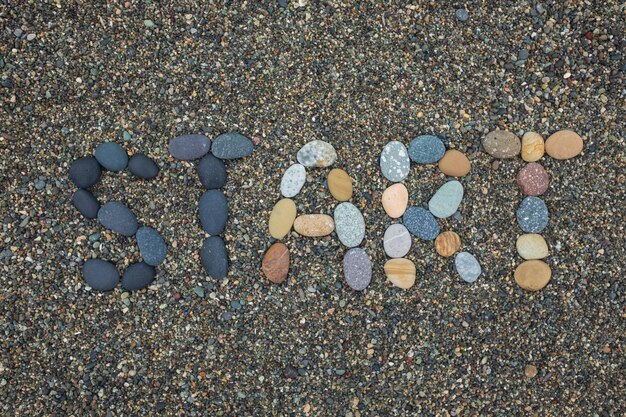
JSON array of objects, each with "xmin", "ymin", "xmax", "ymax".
[
  {"xmin": 343, "ymin": 248, "xmax": 372, "ymax": 291},
  {"xmin": 516, "ymin": 196, "xmax": 549, "ymax": 233},
  {"xmin": 403, "ymin": 207, "xmax": 440, "ymax": 240},
  {"xmin": 380, "ymin": 141, "xmax": 410, "ymax": 182}
]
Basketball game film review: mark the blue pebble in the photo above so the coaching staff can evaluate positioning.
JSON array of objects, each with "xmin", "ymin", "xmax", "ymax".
[
  {"xmin": 98, "ymin": 202, "xmax": 138, "ymax": 236},
  {"xmin": 94, "ymin": 142, "xmax": 128, "ymax": 172},
  {"xmin": 200, "ymin": 236, "xmax": 229, "ymax": 279},
  {"xmin": 72, "ymin": 189, "xmax": 100, "ymax": 219},
  {"xmin": 408, "ymin": 135, "xmax": 446, "ymax": 164},
  {"xmin": 136, "ymin": 226, "xmax": 167, "ymax": 266},
  {"xmin": 199, "ymin": 190, "xmax": 228, "ymax": 235},
  {"xmin": 403, "ymin": 207, "xmax": 440, "ymax": 240},
  {"xmin": 83, "ymin": 259, "xmax": 119, "ymax": 291},
  {"xmin": 128, "ymin": 153, "xmax": 159, "ymax": 179},
  {"xmin": 516, "ymin": 196, "xmax": 549, "ymax": 233},
  {"xmin": 211, "ymin": 132, "xmax": 254, "ymax": 160},
  {"xmin": 168, "ymin": 134, "xmax": 211, "ymax": 160},
  {"xmin": 69, "ymin": 156, "xmax": 101, "ymax": 189},
  {"xmin": 456, "ymin": 8, "xmax": 469, "ymax": 22},
  {"xmin": 121, "ymin": 262, "xmax": 155, "ymax": 291}
]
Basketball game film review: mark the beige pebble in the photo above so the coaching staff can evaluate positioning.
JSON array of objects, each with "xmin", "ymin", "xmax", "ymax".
[
  {"xmin": 516, "ymin": 234, "xmax": 549, "ymax": 260},
  {"xmin": 521, "ymin": 132, "xmax": 545, "ymax": 162},
  {"xmin": 438, "ymin": 150, "xmax": 471, "ymax": 177},
  {"xmin": 514, "ymin": 260, "xmax": 552, "ymax": 291},
  {"xmin": 384, "ymin": 258, "xmax": 416, "ymax": 289},
  {"xmin": 268, "ymin": 198, "xmax": 296, "ymax": 240},
  {"xmin": 524, "ymin": 364, "xmax": 538, "ymax": 378},
  {"xmin": 327, "ymin": 168, "xmax": 353, "ymax": 201},
  {"xmin": 545, "ymin": 130, "xmax": 583, "ymax": 160},
  {"xmin": 381, "ymin": 183, "xmax": 408, "ymax": 218},
  {"xmin": 293, "ymin": 214, "xmax": 335, "ymax": 237}
]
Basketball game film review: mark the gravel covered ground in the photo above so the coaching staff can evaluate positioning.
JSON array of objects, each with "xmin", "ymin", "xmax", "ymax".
[{"xmin": 1, "ymin": 1, "xmax": 625, "ymax": 415}]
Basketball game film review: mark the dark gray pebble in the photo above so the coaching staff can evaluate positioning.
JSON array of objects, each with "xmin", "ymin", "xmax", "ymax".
[
  {"xmin": 136, "ymin": 226, "xmax": 167, "ymax": 266},
  {"xmin": 408, "ymin": 135, "xmax": 446, "ymax": 163},
  {"xmin": 168, "ymin": 134, "xmax": 211, "ymax": 160},
  {"xmin": 128, "ymin": 153, "xmax": 159, "ymax": 179},
  {"xmin": 200, "ymin": 236, "xmax": 228, "ymax": 279},
  {"xmin": 516, "ymin": 196, "xmax": 549, "ymax": 232},
  {"xmin": 197, "ymin": 154, "xmax": 226, "ymax": 189},
  {"xmin": 97, "ymin": 202, "xmax": 138, "ymax": 236},
  {"xmin": 72, "ymin": 189, "xmax": 100, "ymax": 219},
  {"xmin": 199, "ymin": 190, "xmax": 228, "ymax": 235},
  {"xmin": 83, "ymin": 259, "xmax": 119, "ymax": 291},
  {"xmin": 403, "ymin": 207, "xmax": 440, "ymax": 240},
  {"xmin": 211, "ymin": 132, "xmax": 254, "ymax": 159},
  {"xmin": 121, "ymin": 262, "xmax": 155, "ymax": 291},
  {"xmin": 69, "ymin": 156, "xmax": 101, "ymax": 189},
  {"xmin": 94, "ymin": 142, "xmax": 128, "ymax": 172}
]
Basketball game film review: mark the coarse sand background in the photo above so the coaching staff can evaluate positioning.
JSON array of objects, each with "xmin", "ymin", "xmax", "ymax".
[{"xmin": 1, "ymin": 1, "xmax": 625, "ymax": 415}]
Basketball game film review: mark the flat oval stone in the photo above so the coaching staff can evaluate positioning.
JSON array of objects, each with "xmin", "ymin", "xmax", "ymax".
[
  {"xmin": 136, "ymin": 226, "xmax": 167, "ymax": 266},
  {"xmin": 545, "ymin": 130, "xmax": 583, "ymax": 159},
  {"xmin": 381, "ymin": 183, "xmax": 408, "ymax": 218},
  {"xmin": 293, "ymin": 214, "xmax": 334, "ymax": 237},
  {"xmin": 327, "ymin": 168, "xmax": 353, "ymax": 201},
  {"xmin": 516, "ymin": 196, "xmax": 549, "ymax": 233},
  {"xmin": 383, "ymin": 223, "xmax": 411, "ymax": 258},
  {"xmin": 280, "ymin": 164, "xmax": 306, "ymax": 198},
  {"xmin": 380, "ymin": 141, "xmax": 410, "ymax": 182},
  {"xmin": 128, "ymin": 153, "xmax": 159, "ymax": 179},
  {"xmin": 438, "ymin": 150, "xmax": 471, "ymax": 177},
  {"xmin": 199, "ymin": 190, "xmax": 228, "ymax": 235},
  {"xmin": 69, "ymin": 156, "xmax": 101, "ymax": 189},
  {"xmin": 121, "ymin": 262, "xmax": 155, "ymax": 291},
  {"xmin": 521, "ymin": 132, "xmax": 545, "ymax": 162},
  {"xmin": 515, "ymin": 260, "xmax": 551, "ymax": 291},
  {"xmin": 72, "ymin": 189, "xmax": 100, "ymax": 219},
  {"xmin": 268, "ymin": 198, "xmax": 297, "ymax": 239},
  {"xmin": 83, "ymin": 259, "xmax": 119, "ymax": 291},
  {"xmin": 297, "ymin": 140, "xmax": 337, "ymax": 168},
  {"xmin": 97, "ymin": 202, "xmax": 138, "ymax": 236},
  {"xmin": 517, "ymin": 163, "xmax": 549, "ymax": 196},
  {"xmin": 334, "ymin": 202, "xmax": 365, "ymax": 247},
  {"xmin": 408, "ymin": 135, "xmax": 445, "ymax": 163},
  {"xmin": 384, "ymin": 258, "xmax": 416, "ymax": 289},
  {"xmin": 94, "ymin": 142, "xmax": 128, "ymax": 171},
  {"xmin": 428, "ymin": 180, "xmax": 464, "ymax": 218},
  {"xmin": 516, "ymin": 234, "xmax": 549, "ymax": 260},
  {"xmin": 343, "ymin": 248, "xmax": 372, "ymax": 291},
  {"xmin": 197, "ymin": 154, "xmax": 226, "ymax": 189},
  {"xmin": 168, "ymin": 134, "xmax": 211, "ymax": 160},
  {"xmin": 403, "ymin": 207, "xmax": 439, "ymax": 240},
  {"xmin": 435, "ymin": 231, "xmax": 461, "ymax": 257},
  {"xmin": 483, "ymin": 130, "xmax": 521, "ymax": 158},
  {"xmin": 211, "ymin": 132, "xmax": 254, "ymax": 159},
  {"xmin": 262, "ymin": 242, "xmax": 290, "ymax": 284},
  {"xmin": 454, "ymin": 251, "xmax": 481, "ymax": 283},
  {"xmin": 200, "ymin": 236, "xmax": 228, "ymax": 279}
]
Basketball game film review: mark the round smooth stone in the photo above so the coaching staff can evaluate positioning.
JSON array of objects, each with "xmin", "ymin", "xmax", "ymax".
[
  {"xmin": 435, "ymin": 231, "xmax": 461, "ymax": 257},
  {"xmin": 456, "ymin": 8, "xmax": 469, "ymax": 21},
  {"xmin": 211, "ymin": 132, "xmax": 254, "ymax": 159},
  {"xmin": 200, "ymin": 236, "xmax": 229, "ymax": 279},
  {"xmin": 128, "ymin": 153, "xmax": 159, "ymax": 179},
  {"xmin": 383, "ymin": 224, "xmax": 411, "ymax": 258},
  {"xmin": 408, "ymin": 135, "xmax": 445, "ymax": 164},
  {"xmin": 514, "ymin": 260, "xmax": 551, "ymax": 291},
  {"xmin": 69, "ymin": 156, "xmax": 101, "ymax": 189},
  {"xmin": 268, "ymin": 198, "xmax": 297, "ymax": 240},
  {"xmin": 438, "ymin": 150, "xmax": 471, "ymax": 177},
  {"xmin": 296, "ymin": 140, "xmax": 337, "ymax": 168},
  {"xmin": 521, "ymin": 132, "xmax": 545, "ymax": 162},
  {"xmin": 262, "ymin": 242, "xmax": 290, "ymax": 284},
  {"xmin": 72, "ymin": 189, "xmax": 100, "ymax": 219},
  {"xmin": 334, "ymin": 202, "xmax": 365, "ymax": 248},
  {"xmin": 83, "ymin": 259, "xmax": 119, "ymax": 291},
  {"xmin": 517, "ymin": 163, "xmax": 549, "ymax": 196},
  {"xmin": 121, "ymin": 262, "xmax": 155, "ymax": 291},
  {"xmin": 97, "ymin": 202, "xmax": 138, "ymax": 236},
  {"xmin": 280, "ymin": 163, "xmax": 306, "ymax": 198},
  {"xmin": 428, "ymin": 180, "xmax": 464, "ymax": 219},
  {"xmin": 343, "ymin": 248, "xmax": 372, "ymax": 291},
  {"xmin": 516, "ymin": 234, "xmax": 549, "ymax": 260},
  {"xmin": 197, "ymin": 154, "xmax": 226, "ymax": 189},
  {"xmin": 403, "ymin": 207, "xmax": 439, "ymax": 240},
  {"xmin": 516, "ymin": 196, "xmax": 549, "ymax": 233},
  {"xmin": 545, "ymin": 130, "xmax": 583, "ymax": 160},
  {"xmin": 327, "ymin": 168, "xmax": 353, "ymax": 201},
  {"xmin": 168, "ymin": 134, "xmax": 211, "ymax": 160},
  {"xmin": 482, "ymin": 130, "xmax": 521, "ymax": 158},
  {"xmin": 454, "ymin": 252, "xmax": 482, "ymax": 283},
  {"xmin": 293, "ymin": 214, "xmax": 335, "ymax": 237},
  {"xmin": 381, "ymin": 183, "xmax": 408, "ymax": 218},
  {"xmin": 136, "ymin": 226, "xmax": 167, "ymax": 266},
  {"xmin": 199, "ymin": 190, "xmax": 228, "ymax": 235},
  {"xmin": 380, "ymin": 141, "xmax": 410, "ymax": 182},
  {"xmin": 384, "ymin": 258, "xmax": 416, "ymax": 289},
  {"xmin": 94, "ymin": 142, "xmax": 128, "ymax": 171}
]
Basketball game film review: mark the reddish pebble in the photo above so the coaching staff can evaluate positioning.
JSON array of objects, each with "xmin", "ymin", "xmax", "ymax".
[
  {"xmin": 517, "ymin": 163, "xmax": 549, "ymax": 196},
  {"xmin": 585, "ymin": 31, "xmax": 593, "ymax": 40}
]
